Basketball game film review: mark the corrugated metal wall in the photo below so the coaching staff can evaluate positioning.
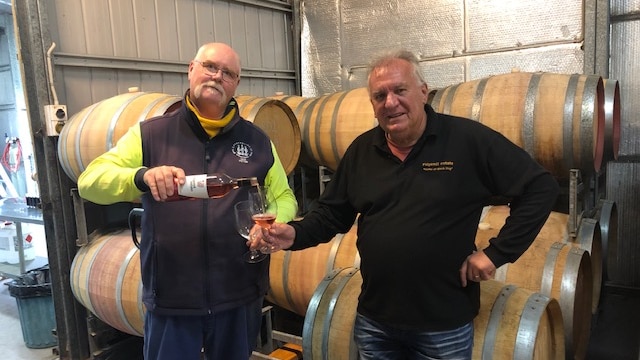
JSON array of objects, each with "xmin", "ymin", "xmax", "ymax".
[
  {"xmin": 47, "ymin": 0, "xmax": 297, "ymax": 116},
  {"xmin": 607, "ymin": 0, "xmax": 640, "ymax": 287},
  {"xmin": 300, "ymin": 0, "xmax": 640, "ymax": 288}
]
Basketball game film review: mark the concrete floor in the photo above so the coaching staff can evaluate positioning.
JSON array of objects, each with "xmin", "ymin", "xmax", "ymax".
[
  {"xmin": 586, "ymin": 284, "xmax": 640, "ymax": 360},
  {"xmin": 0, "ymin": 223, "xmax": 58, "ymax": 360},
  {"xmin": 0, "ymin": 277, "xmax": 59, "ymax": 360}
]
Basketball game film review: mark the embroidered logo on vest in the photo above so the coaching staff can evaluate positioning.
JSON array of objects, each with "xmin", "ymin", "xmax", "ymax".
[{"xmin": 232, "ymin": 142, "xmax": 253, "ymax": 163}]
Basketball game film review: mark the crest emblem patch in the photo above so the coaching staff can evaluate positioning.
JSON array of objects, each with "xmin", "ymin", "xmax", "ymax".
[{"xmin": 232, "ymin": 142, "xmax": 252, "ymax": 163}]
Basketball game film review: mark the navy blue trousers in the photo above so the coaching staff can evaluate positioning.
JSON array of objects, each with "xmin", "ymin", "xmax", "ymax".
[{"xmin": 143, "ymin": 297, "xmax": 263, "ymax": 360}]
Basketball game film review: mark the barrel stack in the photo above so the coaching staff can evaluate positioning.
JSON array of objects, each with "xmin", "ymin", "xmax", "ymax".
[{"xmin": 65, "ymin": 71, "xmax": 621, "ymax": 359}]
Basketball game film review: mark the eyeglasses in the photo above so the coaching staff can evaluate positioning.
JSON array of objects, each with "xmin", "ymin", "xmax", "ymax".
[{"xmin": 193, "ymin": 60, "xmax": 238, "ymax": 82}]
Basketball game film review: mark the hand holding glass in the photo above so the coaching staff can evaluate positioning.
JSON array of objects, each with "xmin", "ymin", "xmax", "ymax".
[
  {"xmin": 234, "ymin": 187, "xmax": 278, "ymax": 263},
  {"xmin": 234, "ymin": 200, "xmax": 266, "ymax": 263}
]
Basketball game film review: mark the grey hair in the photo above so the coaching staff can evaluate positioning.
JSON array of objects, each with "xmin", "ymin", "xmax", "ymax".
[{"xmin": 367, "ymin": 49, "xmax": 426, "ymax": 85}]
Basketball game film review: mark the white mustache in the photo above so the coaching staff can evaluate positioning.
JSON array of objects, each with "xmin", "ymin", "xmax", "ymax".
[{"xmin": 200, "ymin": 81, "xmax": 224, "ymax": 94}]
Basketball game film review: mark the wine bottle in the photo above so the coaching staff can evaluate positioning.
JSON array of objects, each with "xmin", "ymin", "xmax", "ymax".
[{"xmin": 165, "ymin": 173, "xmax": 258, "ymax": 201}]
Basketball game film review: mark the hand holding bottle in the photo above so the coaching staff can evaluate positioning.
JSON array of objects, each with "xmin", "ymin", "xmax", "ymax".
[
  {"xmin": 143, "ymin": 166, "xmax": 186, "ymax": 202},
  {"xmin": 144, "ymin": 167, "xmax": 259, "ymax": 202}
]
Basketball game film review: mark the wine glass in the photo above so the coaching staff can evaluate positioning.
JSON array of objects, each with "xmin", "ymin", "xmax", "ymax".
[
  {"xmin": 249, "ymin": 186, "xmax": 278, "ymax": 255},
  {"xmin": 234, "ymin": 200, "xmax": 268, "ymax": 263},
  {"xmin": 248, "ymin": 186, "xmax": 278, "ymax": 232}
]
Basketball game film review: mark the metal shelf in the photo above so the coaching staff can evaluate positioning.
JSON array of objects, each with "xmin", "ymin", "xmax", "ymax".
[{"xmin": 0, "ymin": 198, "xmax": 45, "ymax": 279}]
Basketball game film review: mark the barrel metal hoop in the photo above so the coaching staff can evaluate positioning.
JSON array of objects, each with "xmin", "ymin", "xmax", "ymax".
[
  {"xmin": 595, "ymin": 199, "xmax": 616, "ymax": 280},
  {"xmin": 321, "ymin": 268, "xmax": 358, "ymax": 359},
  {"xmin": 136, "ymin": 94, "xmax": 164, "ymax": 123},
  {"xmin": 135, "ymin": 94, "xmax": 178, "ymax": 124},
  {"xmin": 471, "ymin": 77, "xmax": 489, "ymax": 122},
  {"xmin": 562, "ymin": 74, "xmax": 580, "ymax": 173},
  {"xmin": 106, "ymin": 92, "xmax": 146, "ymax": 152},
  {"xmin": 482, "ymin": 284, "xmax": 516, "ymax": 360},
  {"xmin": 602, "ymin": 79, "xmax": 620, "ymax": 159},
  {"xmin": 430, "ymin": 86, "xmax": 446, "ymax": 111},
  {"xmin": 80, "ymin": 233, "xmax": 113, "ymax": 314},
  {"xmin": 597, "ymin": 199, "xmax": 614, "ymax": 243},
  {"xmin": 514, "ymin": 293, "xmax": 550, "ymax": 360},
  {"xmin": 540, "ymin": 242, "xmax": 563, "ymax": 296},
  {"xmin": 313, "ymin": 93, "xmax": 336, "ymax": 166},
  {"xmin": 137, "ymin": 272, "xmax": 144, "ymax": 326},
  {"xmin": 329, "ymin": 91, "xmax": 351, "ymax": 168},
  {"xmin": 300, "ymin": 97, "xmax": 322, "ymax": 162},
  {"xmin": 283, "ymin": 95, "xmax": 313, "ymax": 117},
  {"xmin": 576, "ymin": 217, "xmax": 597, "ymax": 252},
  {"xmin": 326, "ymin": 233, "xmax": 345, "ymax": 275},
  {"xmin": 71, "ymin": 101, "xmax": 102, "ymax": 175},
  {"xmin": 248, "ymin": 99, "xmax": 271, "ymax": 121},
  {"xmin": 560, "ymin": 246, "xmax": 587, "ymax": 347},
  {"xmin": 581, "ymin": 75, "xmax": 599, "ymax": 169},
  {"xmin": 282, "ymin": 250, "xmax": 295, "ymax": 311},
  {"xmin": 302, "ymin": 267, "xmax": 348, "ymax": 359},
  {"xmin": 522, "ymin": 73, "xmax": 541, "ymax": 156},
  {"xmin": 291, "ymin": 97, "xmax": 309, "ymax": 113},
  {"xmin": 442, "ymin": 83, "xmax": 460, "ymax": 115},
  {"xmin": 603, "ymin": 80, "xmax": 616, "ymax": 125},
  {"xmin": 116, "ymin": 245, "xmax": 141, "ymax": 335},
  {"xmin": 236, "ymin": 95, "xmax": 252, "ymax": 113}
]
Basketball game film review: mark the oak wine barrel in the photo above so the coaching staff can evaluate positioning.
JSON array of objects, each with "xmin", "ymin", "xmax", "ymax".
[
  {"xmin": 571, "ymin": 217, "xmax": 603, "ymax": 314},
  {"xmin": 602, "ymin": 79, "xmax": 621, "ymax": 162},
  {"xmin": 303, "ymin": 267, "xmax": 361, "ymax": 360},
  {"xmin": 474, "ymin": 280, "xmax": 565, "ymax": 360},
  {"xmin": 431, "ymin": 71, "xmax": 605, "ymax": 180},
  {"xmin": 270, "ymin": 94, "xmax": 322, "ymax": 169},
  {"xmin": 293, "ymin": 88, "xmax": 378, "ymax": 171},
  {"xmin": 58, "ymin": 91, "xmax": 182, "ymax": 182},
  {"xmin": 70, "ymin": 221, "xmax": 360, "ymax": 337},
  {"xmin": 302, "ymin": 268, "xmax": 565, "ymax": 360},
  {"xmin": 234, "ymin": 95, "xmax": 302, "ymax": 175},
  {"xmin": 267, "ymin": 222, "xmax": 360, "ymax": 316},
  {"xmin": 586, "ymin": 199, "xmax": 618, "ymax": 283},
  {"xmin": 70, "ymin": 228, "xmax": 144, "ymax": 337},
  {"xmin": 476, "ymin": 206, "xmax": 594, "ymax": 359}
]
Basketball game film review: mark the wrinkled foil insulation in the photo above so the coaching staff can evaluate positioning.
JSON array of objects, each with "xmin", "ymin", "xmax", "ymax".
[{"xmin": 302, "ymin": 0, "xmax": 584, "ymax": 96}]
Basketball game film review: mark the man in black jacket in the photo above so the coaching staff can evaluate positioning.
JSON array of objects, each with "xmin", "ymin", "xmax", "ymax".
[{"xmin": 252, "ymin": 49, "xmax": 558, "ymax": 359}]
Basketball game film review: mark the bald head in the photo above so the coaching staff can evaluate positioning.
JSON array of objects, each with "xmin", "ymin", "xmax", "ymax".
[
  {"xmin": 194, "ymin": 43, "xmax": 241, "ymax": 76},
  {"xmin": 188, "ymin": 42, "xmax": 242, "ymax": 118}
]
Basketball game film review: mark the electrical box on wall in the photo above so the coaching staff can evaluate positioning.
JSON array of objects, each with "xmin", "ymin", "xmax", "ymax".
[{"xmin": 44, "ymin": 104, "xmax": 67, "ymax": 136}]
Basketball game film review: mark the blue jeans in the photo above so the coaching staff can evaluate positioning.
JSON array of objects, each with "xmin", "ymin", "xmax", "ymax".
[
  {"xmin": 353, "ymin": 313, "xmax": 473, "ymax": 360},
  {"xmin": 143, "ymin": 297, "xmax": 263, "ymax": 360}
]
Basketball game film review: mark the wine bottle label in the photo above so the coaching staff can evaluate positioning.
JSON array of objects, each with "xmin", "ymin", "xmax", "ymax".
[{"xmin": 178, "ymin": 174, "xmax": 209, "ymax": 198}]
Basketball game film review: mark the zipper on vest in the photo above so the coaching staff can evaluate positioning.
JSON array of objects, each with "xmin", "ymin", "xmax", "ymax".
[{"xmin": 202, "ymin": 144, "xmax": 213, "ymax": 310}]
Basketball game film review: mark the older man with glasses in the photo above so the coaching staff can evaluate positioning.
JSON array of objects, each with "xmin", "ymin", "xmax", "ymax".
[{"xmin": 78, "ymin": 42, "xmax": 298, "ymax": 360}]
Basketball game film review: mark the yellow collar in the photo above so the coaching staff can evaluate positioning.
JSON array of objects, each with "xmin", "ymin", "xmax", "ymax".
[{"xmin": 186, "ymin": 96, "xmax": 236, "ymax": 138}]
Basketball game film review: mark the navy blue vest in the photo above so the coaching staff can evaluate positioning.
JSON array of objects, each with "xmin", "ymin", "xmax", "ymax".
[{"xmin": 139, "ymin": 99, "xmax": 274, "ymax": 315}]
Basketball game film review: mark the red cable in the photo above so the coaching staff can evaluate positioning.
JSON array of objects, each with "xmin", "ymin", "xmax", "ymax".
[{"xmin": 1, "ymin": 139, "xmax": 22, "ymax": 173}]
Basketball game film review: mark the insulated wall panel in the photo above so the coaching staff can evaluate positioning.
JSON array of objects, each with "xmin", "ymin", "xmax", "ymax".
[
  {"xmin": 610, "ymin": 20, "xmax": 640, "ymax": 156},
  {"xmin": 606, "ymin": 160, "xmax": 640, "ymax": 287}
]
